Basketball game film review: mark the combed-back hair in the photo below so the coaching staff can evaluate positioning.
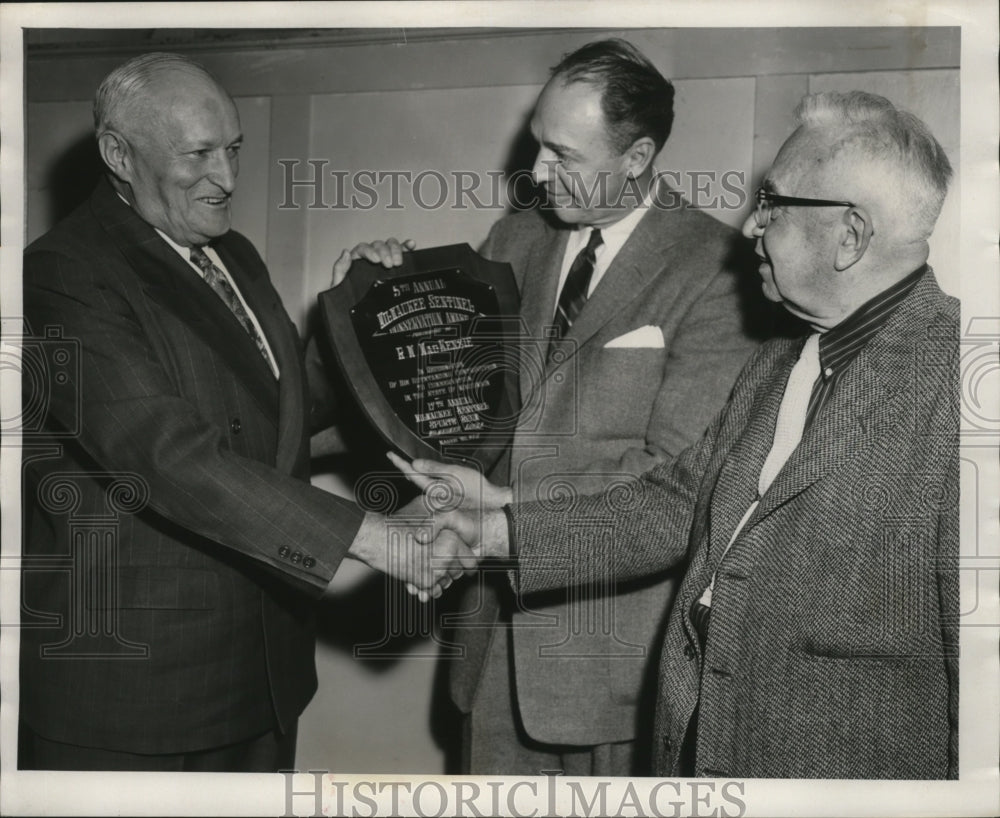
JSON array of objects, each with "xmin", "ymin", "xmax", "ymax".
[
  {"xmin": 795, "ymin": 90, "xmax": 953, "ymax": 238},
  {"xmin": 94, "ymin": 52, "xmax": 216, "ymax": 136},
  {"xmin": 551, "ymin": 38, "xmax": 675, "ymax": 154}
]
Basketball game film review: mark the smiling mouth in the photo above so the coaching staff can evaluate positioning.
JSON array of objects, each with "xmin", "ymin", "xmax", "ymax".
[
  {"xmin": 545, "ymin": 190, "xmax": 574, "ymax": 206},
  {"xmin": 199, "ymin": 196, "xmax": 230, "ymax": 206}
]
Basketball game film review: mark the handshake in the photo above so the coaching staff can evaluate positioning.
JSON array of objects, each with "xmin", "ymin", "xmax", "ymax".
[{"xmin": 346, "ymin": 453, "xmax": 513, "ymax": 602}]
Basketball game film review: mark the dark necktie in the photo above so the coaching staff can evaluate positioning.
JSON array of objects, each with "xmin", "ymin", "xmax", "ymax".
[
  {"xmin": 189, "ymin": 246, "xmax": 273, "ymax": 371},
  {"xmin": 551, "ymin": 228, "xmax": 603, "ymax": 353}
]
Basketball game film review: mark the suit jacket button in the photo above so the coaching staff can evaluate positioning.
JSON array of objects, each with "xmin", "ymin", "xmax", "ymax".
[
  {"xmin": 278, "ymin": 546, "xmax": 291, "ymax": 558},
  {"xmin": 230, "ymin": 418, "xmax": 242, "ymax": 434},
  {"xmin": 684, "ymin": 644, "xmax": 697, "ymax": 660},
  {"xmin": 303, "ymin": 557, "xmax": 316, "ymax": 569},
  {"xmin": 291, "ymin": 551, "xmax": 303, "ymax": 564}
]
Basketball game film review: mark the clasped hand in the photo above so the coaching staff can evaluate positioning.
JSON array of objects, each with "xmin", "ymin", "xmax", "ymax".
[
  {"xmin": 347, "ymin": 494, "xmax": 476, "ymax": 602},
  {"xmin": 388, "ymin": 454, "xmax": 511, "ymax": 599}
]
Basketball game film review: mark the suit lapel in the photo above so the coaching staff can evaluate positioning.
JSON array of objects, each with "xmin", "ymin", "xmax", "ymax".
[
  {"xmin": 560, "ymin": 205, "xmax": 671, "ymax": 355},
  {"xmin": 747, "ymin": 339, "xmax": 897, "ymax": 529},
  {"xmin": 742, "ymin": 281, "xmax": 935, "ymax": 533},
  {"xmin": 520, "ymin": 223, "xmax": 567, "ymax": 340},
  {"xmin": 92, "ymin": 180, "xmax": 279, "ymax": 418},
  {"xmin": 551, "ymin": 200, "xmax": 705, "ymax": 370},
  {"xmin": 518, "ymin": 224, "xmax": 568, "ymax": 402},
  {"xmin": 214, "ymin": 238, "xmax": 305, "ymax": 474},
  {"xmin": 705, "ymin": 343, "xmax": 800, "ymax": 562},
  {"xmin": 523, "ymin": 202, "xmax": 692, "ymax": 404}
]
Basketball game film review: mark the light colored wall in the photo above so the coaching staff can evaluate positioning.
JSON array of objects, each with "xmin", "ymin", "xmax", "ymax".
[
  {"xmin": 23, "ymin": 27, "xmax": 961, "ymax": 774},
  {"xmin": 301, "ymin": 74, "xmax": 758, "ymax": 324}
]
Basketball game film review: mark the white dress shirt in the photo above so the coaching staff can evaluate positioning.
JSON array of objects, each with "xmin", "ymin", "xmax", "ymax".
[
  {"xmin": 698, "ymin": 333, "xmax": 822, "ymax": 607},
  {"xmin": 553, "ymin": 181, "xmax": 657, "ymax": 307}
]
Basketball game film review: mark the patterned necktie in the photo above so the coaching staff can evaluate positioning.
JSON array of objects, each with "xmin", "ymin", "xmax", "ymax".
[
  {"xmin": 550, "ymin": 228, "xmax": 603, "ymax": 357},
  {"xmin": 189, "ymin": 246, "xmax": 274, "ymax": 371}
]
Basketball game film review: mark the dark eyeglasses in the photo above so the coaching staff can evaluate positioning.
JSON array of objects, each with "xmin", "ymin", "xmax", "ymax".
[{"xmin": 754, "ymin": 187, "xmax": 856, "ymax": 228}]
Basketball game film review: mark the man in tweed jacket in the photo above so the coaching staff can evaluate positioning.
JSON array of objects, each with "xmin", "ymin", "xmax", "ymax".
[{"xmin": 415, "ymin": 90, "xmax": 959, "ymax": 779}]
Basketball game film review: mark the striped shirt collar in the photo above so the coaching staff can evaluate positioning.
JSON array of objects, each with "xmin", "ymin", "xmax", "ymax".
[{"xmin": 817, "ymin": 264, "xmax": 927, "ymax": 381}]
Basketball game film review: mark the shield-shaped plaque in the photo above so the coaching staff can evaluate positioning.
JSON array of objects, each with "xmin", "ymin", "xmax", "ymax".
[{"xmin": 319, "ymin": 243, "xmax": 521, "ymax": 472}]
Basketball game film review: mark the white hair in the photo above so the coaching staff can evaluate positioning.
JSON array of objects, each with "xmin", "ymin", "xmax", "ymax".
[
  {"xmin": 795, "ymin": 91, "xmax": 953, "ymax": 241},
  {"xmin": 93, "ymin": 52, "xmax": 217, "ymax": 138}
]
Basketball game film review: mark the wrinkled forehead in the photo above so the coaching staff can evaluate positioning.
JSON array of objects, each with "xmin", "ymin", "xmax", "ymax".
[
  {"xmin": 145, "ymin": 67, "xmax": 234, "ymax": 111},
  {"xmin": 129, "ymin": 68, "xmax": 238, "ymax": 140}
]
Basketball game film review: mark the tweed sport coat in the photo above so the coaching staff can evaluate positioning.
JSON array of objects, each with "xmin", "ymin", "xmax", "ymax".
[
  {"xmin": 21, "ymin": 178, "xmax": 364, "ymax": 755},
  {"xmin": 448, "ymin": 197, "xmax": 764, "ymax": 747},
  {"xmin": 511, "ymin": 268, "xmax": 959, "ymax": 778}
]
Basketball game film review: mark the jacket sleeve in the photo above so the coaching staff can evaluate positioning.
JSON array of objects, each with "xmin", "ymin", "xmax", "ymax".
[
  {"xmin": 510, "ymin": 401, "xmax": 724, "ymax": 595},
  {"xmin": 24, "ymin": 247, "xmax": 365, "ymax": 597}
]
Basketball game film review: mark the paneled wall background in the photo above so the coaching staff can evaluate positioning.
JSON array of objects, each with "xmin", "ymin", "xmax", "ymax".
[{"xmin": 24, "ymin": 26, "xmax": 960, "ymax": 773}]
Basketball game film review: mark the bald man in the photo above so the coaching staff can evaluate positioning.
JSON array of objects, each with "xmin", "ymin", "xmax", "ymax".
[{"xmin": 20, "ymin": 52, "xmax": 468, "ymax": 772}]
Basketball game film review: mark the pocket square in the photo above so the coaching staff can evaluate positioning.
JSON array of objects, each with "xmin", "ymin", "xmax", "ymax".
[{"xmin": 604, "ymin": 325, "xmax": 664, "ymax": 348}]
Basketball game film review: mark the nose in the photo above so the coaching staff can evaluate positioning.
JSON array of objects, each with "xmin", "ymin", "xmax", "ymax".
[
  {"xmin": 741, "ymin": 210, "xmax": 763, "ymax": 240},
  {"xmin": 209, "ymin": 149, "xmax": 238, "ymax": 194},
  {"xmin": 532, "ymin": 147, "xmax": 557, "ymax": 186}
]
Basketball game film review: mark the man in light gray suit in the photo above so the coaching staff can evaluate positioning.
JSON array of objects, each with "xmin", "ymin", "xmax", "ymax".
[{"xmin": 378, "ymin": 39, "xmax": 766, "ymax": 775}]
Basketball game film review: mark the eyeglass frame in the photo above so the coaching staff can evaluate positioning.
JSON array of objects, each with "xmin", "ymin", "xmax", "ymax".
[{"xmin": 753, "ymin": 187, "xmax": 857, "ymax": 229}]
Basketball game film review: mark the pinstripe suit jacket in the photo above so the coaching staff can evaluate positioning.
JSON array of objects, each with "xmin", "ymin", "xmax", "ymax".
[
  {"xmin": 21, "ymin": 178, "xmax": 364, "ymax": 754},
  {"xmin": 512, "ymin": 269, "xmax": 959, "ymax": 778},
  {"xmin": 448, "ymin": 200, "xmax": 764, "ymax": 747}
]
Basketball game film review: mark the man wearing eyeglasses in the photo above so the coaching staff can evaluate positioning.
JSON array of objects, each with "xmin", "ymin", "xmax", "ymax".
[{"xmin": 416, "ymin": 89, "xmax": 959, "ymax": 778}]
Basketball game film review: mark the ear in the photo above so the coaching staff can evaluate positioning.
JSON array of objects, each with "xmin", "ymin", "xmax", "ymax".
[
  {"xmin": 833, "ymin": 205, "xmax": 874, "ymax": 271},
  {"xmin": 97, "ymin": 130, "xmax": 133, "ymax": 183},
  {"xmin": 623, "ymin": 135, "xmax": 657, "ymax": 178}
]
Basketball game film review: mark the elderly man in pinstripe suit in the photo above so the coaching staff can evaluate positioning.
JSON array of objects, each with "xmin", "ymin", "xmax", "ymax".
[
  {"xmin": 19, "ymin": 52, "xmax": 471, "ymax": 772},
  {"xmin": 409, "ymin": 90, "xmax": 960, "ymax": 779}
]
